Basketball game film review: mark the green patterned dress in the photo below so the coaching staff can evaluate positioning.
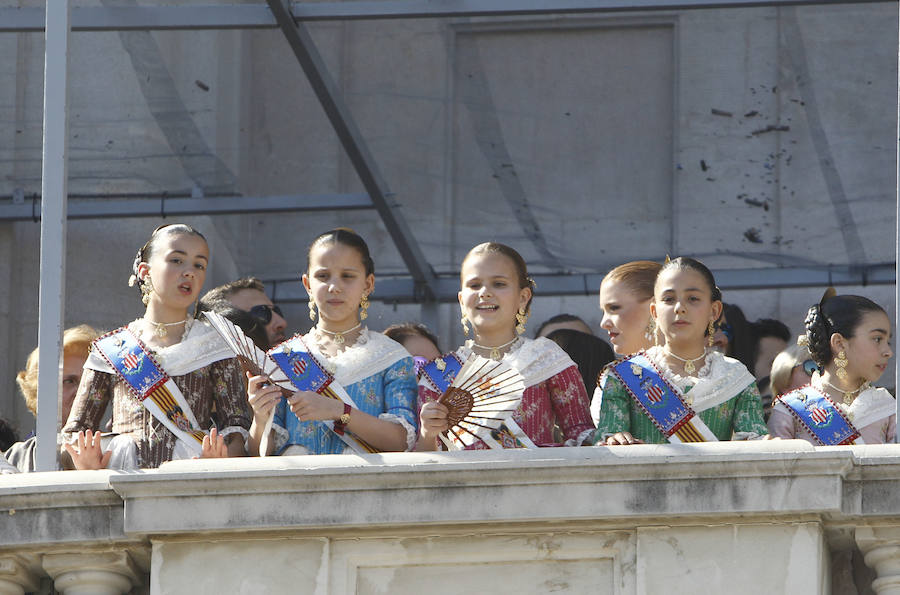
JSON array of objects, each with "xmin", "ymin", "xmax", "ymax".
[{"xmin": 591, "ymin": 348, "xmax": 768, "ymax": 444}]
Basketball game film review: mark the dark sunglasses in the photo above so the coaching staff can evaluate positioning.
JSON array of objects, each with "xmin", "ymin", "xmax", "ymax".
[
  {"xmin": 249, "ymin": 304, "xmax": 283, "ymax": 324},
  {"xmin": 800, "ymin": 359, "xmax": 818, "ymax": 376}
]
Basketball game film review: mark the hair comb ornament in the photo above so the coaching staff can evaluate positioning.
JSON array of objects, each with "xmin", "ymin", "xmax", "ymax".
[{"xmin": 819, "ymin": 287, "xmax": 837, "ymax": 308}]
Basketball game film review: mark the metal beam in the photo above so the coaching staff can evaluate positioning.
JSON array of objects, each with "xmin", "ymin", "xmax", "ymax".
[
  {"xmin": 289, "ymin": 0, "xmax": 892, "ymax": 19},
  {"xmin": 0, "ymin": 0, "xmax": 892, "ymax": 33},
  {"xmin": 267, "ymin": 0, "xmax": 440, "ymax": 301},
  {"xmin": 0, "ymin": 6, "xmax": 278, "ymax": 33},
  {"xmin": 265, "ymin": 263, "xmax": 897, "ymax": 303},
  {"xmin": 0, "ymin": 193, "xmax": 372, "ymax": 221},
  {"xmin": 34, "ymin": 0, "xmax": 71, "ymax": 472}
]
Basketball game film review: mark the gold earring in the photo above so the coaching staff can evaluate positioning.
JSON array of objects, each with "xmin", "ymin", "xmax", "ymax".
[
  {"xmin": 460, "ymin": 312, "xmax": 470, "ymax": 336},
  {"xmin": 644, "ymin": 317, "xmax": 656, "ymax": 342},
  {"xmin": 515, "ymin": 307, "xmax": 528, "ymax": 335},
  {"xmin": 308, "ymin": 299, "xmax": 317, "ymax": 322},
  {"xmin": 835, "ymin": 350, "xmax": 848, "ymax": 380},
  {"xmin": 140, "ymin": 277, "xmax": 154, "ymax": 306},
  {"xmin": 359, "ymin": 293, "xmax": 369, "ymax": 321},
  {"xmin": 707, "ymin": 320, "xmax": 716, "ymax": 347}
]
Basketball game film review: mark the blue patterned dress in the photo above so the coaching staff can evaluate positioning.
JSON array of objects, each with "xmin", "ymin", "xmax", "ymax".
[{"xmin": 272, "ymin": 330, "xmax": 418, "ymax": 455}]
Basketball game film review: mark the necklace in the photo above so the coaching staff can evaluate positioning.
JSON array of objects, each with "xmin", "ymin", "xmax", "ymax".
[
  {"xmin": 473, "ymin": 336, "xmax": 520, "ymax": 361},
  {"xmin": 315, "ymin": 322, "xmax": 362, "ymax": 346},
  {"xmin": 665, "ymin": 347, "xmax": 707, "ymax": 375},
  {"xmin": 819, "ymin": 378, "xmax": 870, "ymax": 405},
  {"xmin": 143, "ymin": 316, "xmax": 190, "ymax": 338}
]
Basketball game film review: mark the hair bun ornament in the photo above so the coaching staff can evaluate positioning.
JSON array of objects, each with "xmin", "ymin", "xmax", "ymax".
[
  {"xmin": 527, "ymin": 276, "xmax": 537, "ymax": 289},
  {"xmin": 797, "ymin": 335, "xmax": 809, "ymax": 346},
  {"xmin": 128, "ymin": 274, "xmax": 137, "ymax": 287},
  {"xmin": 819, "ymin": 287, "xmax": 836, "ymax": 308},
  {"xmin": 664, "ymin": 254, "xmax": 671, "ymax": 265}
]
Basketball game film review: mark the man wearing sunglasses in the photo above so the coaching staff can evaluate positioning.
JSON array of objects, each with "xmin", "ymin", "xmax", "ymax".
[{"xmin": 200, "ymin": 277, "xmax": 288, "ymax": 348}]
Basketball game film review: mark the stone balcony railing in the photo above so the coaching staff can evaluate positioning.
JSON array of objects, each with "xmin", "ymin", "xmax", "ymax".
[{"xmin": 2, "ymin": 440, "xmax": 900, "ymax": 594}]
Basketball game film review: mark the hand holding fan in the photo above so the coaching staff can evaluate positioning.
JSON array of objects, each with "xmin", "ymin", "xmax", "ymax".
[
  {"xmin": 432, "ymin": 354, "xmax": 526, "ymax": 450},
  {"xmin": 203, "ymin": 311, "xmax": 294, "ymax": 455}
]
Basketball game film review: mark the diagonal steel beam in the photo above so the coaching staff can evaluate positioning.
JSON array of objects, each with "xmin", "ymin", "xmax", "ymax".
[{"xmin": 266, "ymin": 0, "xmax": 439, "ymax": 301}]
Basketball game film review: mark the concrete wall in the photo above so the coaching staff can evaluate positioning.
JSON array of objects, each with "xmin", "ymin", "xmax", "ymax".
[
  {"xmin": 3, "ymin": 442, "xmax": 900, "ymax": 594},
  {"xmin": 0, "ymin": 5, "xmax": 895, "ymax": 432}
]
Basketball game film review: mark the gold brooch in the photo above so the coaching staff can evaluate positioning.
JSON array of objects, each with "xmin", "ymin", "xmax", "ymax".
[
  {"xmin": 631, "ymin": 363, "xmax": 643, "ymax": 377},
  {"xmin": 282, "ymin": 345, "xmax": 291, "ymax": 354},
  {"xmin": 435, "ymin": 358, "xmax": 446, "ymax": 371}
]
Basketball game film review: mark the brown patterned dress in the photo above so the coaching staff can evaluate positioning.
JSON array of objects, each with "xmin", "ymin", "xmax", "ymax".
[{"xmin": 63, "ymin": 357, "xmax": 251, "ymax": 469}]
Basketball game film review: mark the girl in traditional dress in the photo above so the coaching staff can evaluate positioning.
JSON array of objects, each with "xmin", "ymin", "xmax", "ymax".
[
  {"xmin": 416, "ymin": 242, "xmax": 594, "ymax": 450},
  {"xmin": 593, "ymin": 257, "xmax": 768, "ymax": 445},
  {"xmin": 768, "ymin": 292, "xmax": 895, "ymax": 444},
  {"xmin": 247, "ymin": 228, "xmax": 417, "ymax": 456},
  {"xmin": 63, "ymin": 224, "xmax": 252, "ymax": 469}
]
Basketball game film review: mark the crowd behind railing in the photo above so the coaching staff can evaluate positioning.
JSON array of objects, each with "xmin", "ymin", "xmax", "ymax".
[{"xmin": 0, "ymin": 223, "xmax": 895, "ymax": 474}]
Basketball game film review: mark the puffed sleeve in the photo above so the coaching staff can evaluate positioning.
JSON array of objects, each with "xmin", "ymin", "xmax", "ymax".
[
  {"xmin": 62, "ymin": 368, "xmax": 114, "ymax": 436},
  {"xmin": 546, "ymin": 365, "xmax": 595, "ymax": 446},
  {"xmin": 378, "ymin": 356, "xmax": 418, "ymax": 451},
  {"xmin": 731, "ymin": 383, "xmax": 769, "ymax": 439},
  {"xmin": 208, "ymin": 358, "xmax": 253, "ymax": 447},
  {"xmin": 591, "ymin": 373, "xmax": 632, "ymax": 444},
  {"xmin": 766, "ymin": 399, "xmax": 798, "ymax": 439}
]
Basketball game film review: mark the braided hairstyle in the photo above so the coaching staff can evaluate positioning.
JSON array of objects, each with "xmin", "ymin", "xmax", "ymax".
[{"xmin": 804, "ymin": 292, "xmax": 885, "ymax": 369}]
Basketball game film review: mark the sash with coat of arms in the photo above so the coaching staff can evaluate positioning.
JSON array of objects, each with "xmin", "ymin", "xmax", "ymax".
[
  {"xmin": 777, "ymin": 385, "xmax": 861, "ymax": 445},
  {"xmin": 609, "ymin": 352, "xmax": 719, "ymax": 443},
  {"xmin": 93, "ymin": 327, "xmax": 207, "ymax": 455},
  {"xmin": 264, "ymin": 335, "xmax": 377, "ymax": 455}
]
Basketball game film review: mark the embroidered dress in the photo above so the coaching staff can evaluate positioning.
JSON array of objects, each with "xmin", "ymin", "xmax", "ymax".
[
  {"xmin": 272, "ymin": 329, "xmax": 418, "ymax": 455},
  {"xmin": 418, "ymin": 337, "xmax": 594, "ymax": 448},
  {"xmin": 769, "ymin": 385, "xmax": 896, "ymax": 444},
  {"xmin": 63, "ymin": 320, "xmax": 251, "ymax": 469},
  {"xmin": 591, "ymin": 346, "xmax": 768, "ymax": 443}
]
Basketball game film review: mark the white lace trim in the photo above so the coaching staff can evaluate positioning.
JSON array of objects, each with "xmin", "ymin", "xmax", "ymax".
[
  {"xmin": 271, "ymin": 422, "xmax": 290, "ymax": 454},
  {"xmin": 644, "ymin": 346, "xmax": 755, "ymax": 412},
  {"xmin": 568, "ymin": 428, "xmax": 595, "ymax": 447},
  {"xmin": 459, "ymin": 337, "xmax": 574, "ymax": 388},
  {"xmin": 219, "ymin": 426, "xmax": 250, "ymax": 453},
  {"xmin": 85, "ymin": 319, "xmax": 233, "ymax": 376},
  {"xmin": 590, "ymin": 385, "xmax": 603, "ymax": 427},
  {"xmin": 839, "ymin": 386, "xmax": 895, "ymax": 429},
  {"xmin": 379, "ymin": 413, "xmax": 417, "ymax": 451},
  {"xmin": 733, "ymin": 431, "xmax": 766, "ymax": 441},
  {"xmin": 305, "ymin": 329, "xmax": 410, "ymax": 387}
]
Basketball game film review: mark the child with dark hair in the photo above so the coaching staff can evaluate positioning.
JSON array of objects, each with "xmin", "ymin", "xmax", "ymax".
[
  {"xmin": 768, "ymin": 290, "xmax": 895, "ymax": 444},
  {"xmin": 0, "ymin": 418, "xmax": 19, "ymax": 452},
  {"xmin": 594, "ymin": 257, "xmax": 768, "ymax": 445},
  {"xmin": 247, "ymin": 228, "xmax": 417, "ymax": 456}
]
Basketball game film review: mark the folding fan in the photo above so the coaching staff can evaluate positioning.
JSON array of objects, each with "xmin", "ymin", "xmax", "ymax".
[
  {"xmin": 431, "ymin": 354, "xmax": 526, "ymax": 450},
  {"xmin": 203, "ymin": 311, "xmax": 294, "ymax": 394}
]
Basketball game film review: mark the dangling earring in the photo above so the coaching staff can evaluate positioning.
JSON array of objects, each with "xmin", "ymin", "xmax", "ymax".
[
  {"xmin": 460, "ymin": 312, "xmax": 470, "ymax": 336},
  {"xmin": 359, "ymin": 293, "xmax": 369, "ymax": 321},
  {"xmin": 515, "ymin": 307, "xmax": 528, "ymax": 335},
  {"xmin": 140, "ymin": 277, "xmax": 154, "ymax": 306},
  {"xmin": 707, "ymin": 320, "xmax": 716, "ymax": 347},
  {"xmin": 308, "ymin": 298, "xmax": 317, "ymax": 322},
  {"xmin": 835, "ymin": 350, "xmax": 849, "ymax": 380},
  {"xmin": 644, "ymin": 317, "xmax": 656, "ymax": 342}
]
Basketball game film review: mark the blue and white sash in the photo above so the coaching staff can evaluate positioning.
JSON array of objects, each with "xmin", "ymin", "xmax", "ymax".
[
  {"xmin": 93, "ymin": 327, "xmax": 206, "ymax": 456},
  {"xmin": 264, "ymin": 334, "xmax": 376, "ymax": 455},
  {"xmin": 420, "ymin": 353, "xmax": 536, "ymax": 450},
  {"xmin": 609, "ymin": 353, "xmax": 718, "ymax": 443},
  {"xmin": 778, "ymin": 385, "xmax": 861, "ymax": 445}
]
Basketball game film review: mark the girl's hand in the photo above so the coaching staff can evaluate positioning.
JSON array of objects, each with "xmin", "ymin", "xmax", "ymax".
[
  {"xmin": 247, "ymin": 372, "xmax": 283, "ymax": 421},
  {"xmin": 287, "ymin": 391, "xmax": 343, "ymax": 422},
  {"xmin": 605, "ymin": 431, "xmax": 644, "ymax": 446},
  {"xmin": 64, "ymin": 430, "xmax": 112, "ymax": 470},
  {"xmin": 200, "ymin": 427, "xmax": 228, "ymax": 458},
  {"xmin": 419, "ymin": 401, "xmax": 450, "ymax": 441}
]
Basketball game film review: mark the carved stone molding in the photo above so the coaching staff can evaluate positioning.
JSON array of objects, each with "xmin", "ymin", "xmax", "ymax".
[
  {"xmin": 0, "ymin": 555, "xmax": 40, "ymax": 595},
  {"xmin": 856, "ymin": 526, "xmax": 900, "ymax": 595},
  {"xmin": 43, "ymin": 551, "xmax": 140, "ymax": 595}
]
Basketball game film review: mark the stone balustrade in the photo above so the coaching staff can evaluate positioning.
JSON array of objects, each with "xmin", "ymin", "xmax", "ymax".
[{"xmin": 2, "ymin": 440, "xmax": 900, "ymax": 594}]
